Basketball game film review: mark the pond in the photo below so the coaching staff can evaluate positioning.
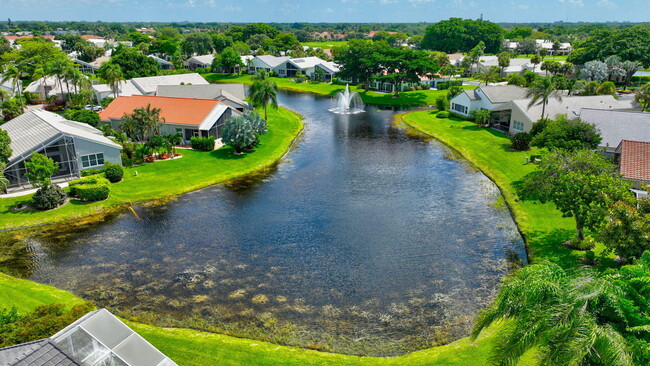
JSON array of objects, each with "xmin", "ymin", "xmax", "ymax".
[{"xmin": 1, "ymin": 90, "xmax": 526, "ymax": 356}]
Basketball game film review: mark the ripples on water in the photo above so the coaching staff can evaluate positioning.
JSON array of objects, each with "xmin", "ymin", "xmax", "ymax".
[{"xmin": 1, "ymin": 91, "xmax": 526, "ymax": 356}]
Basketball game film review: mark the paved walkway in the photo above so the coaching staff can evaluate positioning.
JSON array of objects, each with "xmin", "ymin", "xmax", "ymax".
[{"xmin": 2, "ymin": 178, "xmax": 73, "ymax": 198}]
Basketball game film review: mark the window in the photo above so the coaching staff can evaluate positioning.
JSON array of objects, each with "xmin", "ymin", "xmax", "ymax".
[
  {"xmin": 81, "ymin": 153, "xmax": 105, "ymax": 168},
  {"xmin": 512, "ymin": 121, "xmax": 525, "ymax": 131},
  {"xmin": 451, "ymin": 103, "xmax": 468, "ymax": 114}
]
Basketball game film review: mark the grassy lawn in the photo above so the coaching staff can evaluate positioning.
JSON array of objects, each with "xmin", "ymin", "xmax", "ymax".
[
  {"xmin": 301, "ymin": 41, "xmax": 347, "ymax": 49},
  {"xmin": 0, "ymin": 272, "xmax": 534, "ymax": 366},
  {"xmin": 205, "ymin": 73, "xmax": 476, "ymax": 107},
  {"xmin": 0, "ymin": 107, "xmax": 303, "ymax": 231},
  {"xmin": 0, "ymin": 273, "xmax": 87, "ymax": 313},
  {"xmin": 400, "ymin": 112, "xmax": 615, "ymax": 268}
]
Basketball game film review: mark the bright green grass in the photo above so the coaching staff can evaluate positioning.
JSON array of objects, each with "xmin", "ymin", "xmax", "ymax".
[
  {"xmin": 205, "ymin": 73, "xmax": 476, "ymax": 106},
  {"xmin": 400, "ymin": 112, "xmax": 615, "ymax": 268},
  {"xmin": 301, "ymin": 41, "xmax": 348, "ymax": 49},
  {"xmin": 0, "ymin": 272, "xmax": 535, "ymax": 366},
  {"xmin": 0, "ymin": 107, "xmax": 303, "ymax": 231},
  {"xmin": 0, "ymin": 273, "xmax": 87, "ymax": 313}
]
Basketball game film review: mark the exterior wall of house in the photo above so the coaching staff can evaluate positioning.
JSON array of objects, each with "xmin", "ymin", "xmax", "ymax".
[
  {"xmin": 506, "ymin": 107, "xmax": 533, "ymax": 135},
  {"xmin": 449, "ymin": 92, "xmax": 473, "ymax": 116},
  {"xmin": 73, "ymin": 137, "xmax": 122, "ymax": 170}
]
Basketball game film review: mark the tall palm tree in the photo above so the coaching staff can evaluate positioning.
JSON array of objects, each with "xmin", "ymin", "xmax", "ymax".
[
  {"xmin": 525, "ymin": 76, "xmax": 561, "ymax": 120},
  {"xmin": 472, "ymin": 262, "xmax": 638, "ymax": 366},
  {"xmin": 1, "ymin": 64, "xmax": 24, "ymax": 110},
  {"xmin": 46, "ymin": 59, "xmax": 70, "ymax": 102},
  {"xmin": 249, "ymin": 70, "xmax": 278, "ymax": 121},
  {"xmin": 99, "ymin": 64, "xmax": 125, "ymax": 99}
]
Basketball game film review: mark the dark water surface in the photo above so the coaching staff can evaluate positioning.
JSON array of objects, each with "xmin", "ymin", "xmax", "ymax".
[{"xmin": 3, "ymin": 90, "xmax": 525, "ymax": 356}]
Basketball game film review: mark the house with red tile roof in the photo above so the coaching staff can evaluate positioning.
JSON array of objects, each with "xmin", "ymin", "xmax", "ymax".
[
  {"xmin": 616, "ymin": 140, "xmax": 650, "ymax": 183},
  {"xmin": 98, "ymin": 95, "xmax": 240, "ymax": 142}
]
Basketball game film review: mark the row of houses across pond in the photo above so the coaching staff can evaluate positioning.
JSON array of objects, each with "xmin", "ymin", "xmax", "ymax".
[{"xmin": 449, "ymin": 84, "xmax": 650, "ymax": 184}]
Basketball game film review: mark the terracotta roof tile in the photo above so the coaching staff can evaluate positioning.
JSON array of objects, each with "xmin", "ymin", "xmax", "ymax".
[
  {"xmin": 98, "ymin": 95, "xmax": 223, "ymax": 126},
  {"xmin": 619, "ymin": 140, "xmax": 650, "ymax": 182}
]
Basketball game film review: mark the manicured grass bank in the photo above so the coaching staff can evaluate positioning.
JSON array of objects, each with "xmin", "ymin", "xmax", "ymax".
[
  {"xmin": 0, "ymin": 273, "xmax": 535, "ymax": 366},
  {"xmin": 0, "ymin": 107, "xmax": 303, "ymax": 231},
  {"xmin": 399, "ymin": 112, "xmax": 601, "ymax": 268},
  {"xmin": 204, "ymin": 73, "xmax": 476, "ymax": 106}
]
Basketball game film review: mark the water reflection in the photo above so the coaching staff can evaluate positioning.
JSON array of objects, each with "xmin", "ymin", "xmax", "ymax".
[{"xmin": 1, "ymin": 90, "xmax": 526, "ymax": 356}]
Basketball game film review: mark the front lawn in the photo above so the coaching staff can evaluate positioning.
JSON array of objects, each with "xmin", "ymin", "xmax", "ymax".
[
  {"xmin": 400, "ymin": 112, "xmax": 610, "ymax": 269},
  {"xmin": 301, "ymin": 41, "xmax": 348, "ymax": 49},
  {"xmin": 0, "ymin": 107, "xmax": 303, "ymax": 231},
  {"xmin": 204, "ymin": 73, "xmax": 476, "ymax": 106}
]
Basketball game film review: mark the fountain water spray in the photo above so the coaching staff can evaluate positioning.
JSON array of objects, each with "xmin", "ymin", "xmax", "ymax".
[{"xmin": 329, "ymin": 84, "xmax": 365, "ymax": 114}]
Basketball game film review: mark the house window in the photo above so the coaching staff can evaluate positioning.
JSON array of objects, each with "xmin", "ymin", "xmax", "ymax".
[
  {"xmin": 513, "ymin": 121, "xmax": 524, "ymax": 131},
  {"xmin": 81, "ymin": 153, "xmax": 105, "ymax": 168},
  {"xmin": 452, "ymin": 103, "xmax": 468, "ymax": 114}
]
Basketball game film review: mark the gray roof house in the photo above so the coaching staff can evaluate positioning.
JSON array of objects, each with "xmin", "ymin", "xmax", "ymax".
[
  {"xmin": 489, "ymin": 95, "xmax": 639, "ymax": 135},
  {"xmin": 186, "ymin": 54, "xmax": 214, "ymax": 70},
  {"xmin": 249, "ymin": 55, "xmax": 290, "ymax": 74},
  {"xmin": 148, "ymin": 55, "xmax": 174, "ymax": 71},
  {"xmin": 580, "ymin": 109, "xmax": 650, "ymax": 153},
  {"xmin": 155, "ymin": 84, "xmax": 249, "ymax": 111},
  {"xmin": 92, "ymin": 73, "xmax": 209, "ymax": 102},
  {"xmin": 1, "ymin": 110, "xmax": 122, "ymax": 190},
  {"xmin": 449, "ymin": 85, "xmax": 528, "ymax": 117},
  {"xmin": 0, "ymin": 308, "xmax": 177, "ymax": 366}
]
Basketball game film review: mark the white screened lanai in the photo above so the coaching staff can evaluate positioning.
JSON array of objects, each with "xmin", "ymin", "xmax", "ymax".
[{"xmin": 51, "ymin": 309, "xmax": 177, "ymax": 366}]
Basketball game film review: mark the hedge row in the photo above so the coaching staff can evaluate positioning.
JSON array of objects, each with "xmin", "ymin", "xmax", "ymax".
[
  {"xmin": 68, "ymin": 175, "xmax": 110, "ymax": 202},
  {"xmin": 190, "ymin": 136, "xmax": 216, "ymax": 151}
]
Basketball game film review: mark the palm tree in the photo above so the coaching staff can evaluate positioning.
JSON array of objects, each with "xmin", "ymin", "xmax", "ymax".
[
  {"xmin": 99, "ymin": 64, "xmax": 125, "ymax": 99},
  {"xmin": 472, "ymin": 262, "xmax": 637, "ymax": 366},
  {"xmin": 525, "ymin": 76, "xmax": 561, "ymax": 120},
  {"xmin": 46, "ymin": 60, "xmax": 68, "ymax": 100},
  {"xmin": 475, "ymin": 66, "xmax": 500, "ymax": 86},
  {"xmin": 497, "ymin": 52, "xmax": 511, "ymax": 77},
  {"xmin": 249, "ymin": 70, "xmax": 278, "ymax": 121},
  {"xmin": 636, "ymin": 82, "xmax": 650, "ymax": 112},
  {"xmin": 472, "ymin": 109, "xmax": 491, "ymax": 127},
  {"xmin": 1, "ymin": 64, "xmax": 24, "ymax": 111}
]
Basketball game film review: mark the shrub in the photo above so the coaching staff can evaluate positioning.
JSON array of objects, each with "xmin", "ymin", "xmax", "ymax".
[
  {"xmin": 80, "ymin": 168, "xmax": 104, "ymax": 177},
  {"xmin": 190, "ymin": 136, "xmax": 216, "ymax": 151},
  {"xmin": 0, "ymin": 303, "xmax": 94, "ymax": 348},
  {"xmin": 435, "ymin": 95, "xmax": 449, "ymax": 111},
  {"xmin": 100, "ymin": 97, "xmax": 114, "ymax": 109},
  {"xmin": 103, "ymin": 162, "xmax": 124, "ymax": 183},
  {"xmin": 32, "ymin": 184, "xmax": 67, "ymax": 210},
  {"xmin": 69, "ymin": 175, "xmax": 110, "ymax": 202},
  {"xmin": 436, "ymin": 111, "xmax": 450, "ymax": 118},
  {"xmin": 74, "ymin": 184, "xmax": 110, "ymax": 201},
  {"xmin": 436, "ymin": 80, "xmax": 463, "ymax": 90},
  {"xmin": 63, "ymin": 110, "xmax": 101, "ymax": 127},
  {"xmin": 511, "ymin": 132, "xmax": 532, "ymax": 151}
]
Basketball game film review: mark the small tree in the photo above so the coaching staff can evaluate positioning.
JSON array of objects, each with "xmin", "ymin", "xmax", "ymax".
[
  {"xmin": 472, "ymin": 109, "xmax": 491, "ymax": 127},
  {"xmin": 635, "ymin": 82, "xmax": 650, "ymax": 112},
  {"xmin": 519, "ymin": 149, "xmax": 632, "ymax": 242},
  {"xmin": 497, "ymin": 52, "xmax": 511, "ymax": 77},
  {"xmin": 25, "ymin": 153, "xmax": 58, "ymax": 188},
  {"xmin": 599, "ymin": 201, "xmax": 650, "ymax": 261},
  {"xmin": 222, "ymin": 111, "xmax": 267, "ymax": 154},
  {"xmin": 475, "ymin": 66, "xmax": 500, "ymax": 86},
  {"xmin": 25, "ymin": 153, "xmax": 66, "ymax": 210},
  {"xmin": 0, "ymin": 162, "xmax": 9, "ymax": 193},
  {"xmin": 249, "ymin": 70, "xmax": 278, "ymax": 121},
  {"xmin": 0, "ymin": 129, "xmax": 11, "ymax": 164},
  {"xmin": 531, "ymin": 115, "xmax": 602, "ymax": 151}
]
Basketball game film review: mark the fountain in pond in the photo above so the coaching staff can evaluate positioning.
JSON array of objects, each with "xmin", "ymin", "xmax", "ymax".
[{"xmin": 329, "ymin": 84, "xmax": 365, "ymax": 114}]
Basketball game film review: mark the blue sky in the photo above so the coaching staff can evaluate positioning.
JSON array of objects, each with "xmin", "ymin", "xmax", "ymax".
[{"xmin": 2, "ymin": 0, "xmax": 648, "ymax": 23}]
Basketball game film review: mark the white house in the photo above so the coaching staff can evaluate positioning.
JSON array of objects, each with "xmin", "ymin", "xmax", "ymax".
[
  {"xmin": 187, "ymin": 54, "xmax": 214, "ymax": 70},
  {"xmin": 1, "ymin": 110, "xmax": 122, "ymax": 190},
  {"xmin": 275, "ymin": 56, "xmax": 327, "ymax": 78},
  {"xmin": 92, "ymin": 73, "xmax": 209, "ymax": 101},
  {"xmin": 450, "ymin": 85, "xmax": 528, "ymax": 117},
  {"xmin": 249, "ymin": 55, "xmax": 291, "ymax": 74},
  {"xmin": 489, "ymin": 95, "xmax": 639, "ymax": 135}
]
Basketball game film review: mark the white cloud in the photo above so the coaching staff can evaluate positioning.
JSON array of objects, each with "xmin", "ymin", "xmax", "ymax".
[
  {"xmin": 558, "ymin": 0, "xmax": 585, "ymax": 7},
  {"xmin": 223, "ymin": 4, "xmax": 242, "ymax": 10},
  {"xmin": 597, "ymin": 0, "xmax": 617, "ymax": 8},
  {"xmin": 379, "ymin": 0, "xmax": 398, "ymax": 4},
  {"xmin": 324, "ymin": 7, "xmax": 335, "ymax": 12}
]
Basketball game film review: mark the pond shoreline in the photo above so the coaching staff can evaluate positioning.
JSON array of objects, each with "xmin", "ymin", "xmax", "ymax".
[{"xmin": 0, "ymin": 107, "xmax": 304, "ymax": 232}]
